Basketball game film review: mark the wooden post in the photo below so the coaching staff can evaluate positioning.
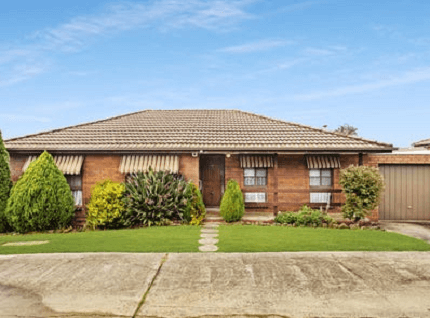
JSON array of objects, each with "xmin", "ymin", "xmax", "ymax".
[{"xmin": 273, "ymin": 153, "xmax": 279, "ymax": 216}]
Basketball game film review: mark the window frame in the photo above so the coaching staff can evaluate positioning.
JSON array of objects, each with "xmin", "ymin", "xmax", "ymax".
[
  {"xmin": 244, "ymin": 192, "xmax": 267, "ymax": 203},
  {"xmin": 309, "ymin": 168, "xmax": 333, "ymax": 189},
  {"xmin": 243, "ymin": 168, "xmax": 268, "ymax": 187},
  {"xmin": 66, "ymin": 175, "xmax": 83, "ymax": 207}
]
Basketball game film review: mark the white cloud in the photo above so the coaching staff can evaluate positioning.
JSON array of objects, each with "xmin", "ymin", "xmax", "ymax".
[
  {"xmin": 218, "ymin": 39, "xmax": 293, "ymax": 53},
  {"xmin": 294, "ymin": 67, "xmax": 430, "ymax": 100},
  {"xmin": 0, "ymin": 0, "xmax": 254, "ymax": 85}
]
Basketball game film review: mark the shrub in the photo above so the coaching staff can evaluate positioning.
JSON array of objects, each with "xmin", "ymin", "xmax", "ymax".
[
  {"xmin": 122, "ymin": 169, "xmax": 192, "ymax": 226},
  {"xmin": 187, "ymin": 183, "xmax": 206, "ymax": 225},
  {"xmin": 86, "ymin": 180, "xmax": 125, "ymax": 229},
  {"xmin": 5, "ymin": 151, "xmax": 75, "ymax": 233},
  {"xmin": 220, "ymin": 179, "xmax": 244, "ymax": 222},
  {"xmin": 275, "ymin": 205, "xmax": 334, "ymax": 227},
  {"xmin": 0, "ymin": 131, "xmax": 12, "ymax": 233},
  {"xmin": 340, "ymin": 165, "xmax": 385, "ymax": 220}
]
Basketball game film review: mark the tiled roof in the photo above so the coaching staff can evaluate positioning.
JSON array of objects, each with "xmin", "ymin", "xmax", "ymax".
[
  {"xmin": 414, "ymin": 138, "xmax": 430, "ymax": 147},
  {"xmin": 5, "ymin": 110, "xmax": 393, "ymax": 152}
]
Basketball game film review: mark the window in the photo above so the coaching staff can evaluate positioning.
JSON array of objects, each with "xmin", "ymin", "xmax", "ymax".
[
  {"xmin": 309, "ymin": 169, "xmax": 332, "ymax": 187},
  {"xmin": 310, "ymin": 192, "xmax": 331, "ymax": 203},
  {"xmin": 245, "ymin": 192, "xmax": 266, "ymax": 203},
  {"xmin": 66, "ymin": 175, "xmax": 82, "ymax": 206},
  {"xmin": 244, "ymin": 168, "xmax": 267, "ymax": 186}
]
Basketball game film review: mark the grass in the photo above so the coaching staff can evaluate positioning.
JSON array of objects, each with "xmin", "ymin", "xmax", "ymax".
[
  {"xmin": 217, "ymin": 225, "xmax": 430, "ymax": 252},
  {"xmin": 0, "ymin": 226, "xmax": 201, "ymax": 254}
]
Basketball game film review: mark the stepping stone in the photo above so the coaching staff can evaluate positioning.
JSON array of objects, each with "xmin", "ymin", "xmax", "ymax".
[
  {"xmin": 199, "ymin": 238, "xmax": 219, "ymax": 245},
  {"xmin": 200, "ymin": 233, "xmax": 218, "ymax": 238},
  {"xmin": 201, "ymin": 229, "xmax": 218, "ymax": 234},
  {"xmin": 2, "ymin": 240, "xmax": 49, "ymax": 246},
  {"xmin": 199, "ymin": 245, "xmax": 218, "ymax": 252},
  {"xmin": 203, "ymin": 224, "xmax": 219, "ymax": 229}
]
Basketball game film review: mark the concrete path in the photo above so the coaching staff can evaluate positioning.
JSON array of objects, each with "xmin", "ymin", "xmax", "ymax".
[
  {"xmin": 1, "ymin": 252, "xmax": 430, "ymax": 317},
  {"xmin": 380, "ymin": 222, "xmax": 430, "ymax": 243},
  {"xmin": 198, "ymin": 223, "xmax": 219, "ymax": 252}
]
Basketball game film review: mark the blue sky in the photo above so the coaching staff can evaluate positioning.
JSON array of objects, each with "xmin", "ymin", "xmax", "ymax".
[{"xmin": 1, "ymin": 0, "xmax": 429, "ymax": 147}]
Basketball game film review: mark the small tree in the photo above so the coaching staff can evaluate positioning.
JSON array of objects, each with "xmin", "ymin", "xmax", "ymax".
[
  {"xmin": 339, "ymin": 165, "xmax": 385, "ymax": 220},
  {"xmin": 0, "ymin": 131, "xmax": 12, "ymax": 232},
  {"xmin": 86, "ymin": 180, "xmax": 125, "ymax": 230},
  {"xmin": 220, "ymin": 179, "xmax": 244, "ymax": 222},
  {"xmin": 335, "ymin": 124, "xmax": 358, "ymax": 136},
  {"xmin": 187, "ymin": 183, "xmax": 206, "ymax": 225},
  {"xmin": 5, "ymin": 151, "xmax": 75, "ymax": 233}
]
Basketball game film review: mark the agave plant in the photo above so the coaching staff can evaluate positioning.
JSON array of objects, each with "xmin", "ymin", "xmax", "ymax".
[{"xmin": 122, "ymin": 168, "xmax": 193, "ymax": 226}]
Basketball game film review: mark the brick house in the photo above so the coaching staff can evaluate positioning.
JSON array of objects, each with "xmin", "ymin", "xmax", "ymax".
[{"xmin": 5, "ymin": 109, "xmax": 395, "ymax": 224}]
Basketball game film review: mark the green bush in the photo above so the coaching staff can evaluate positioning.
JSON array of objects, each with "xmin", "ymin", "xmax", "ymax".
[
  {"xmin": 0, "ymin": 131, "xmax": 12, "ymax": 233},
  {"xmin": 220, "ymin": 179, "xmax": 244, "ymax": 222},
  {"xmin": 275, "ymin": 205, "xmax": 334, "ymax": 227},
  {"xmin": 340, "ymin": 165, "xmax": 385, "ymax": 220},
  {"xmin": 5, "ymin": 151, "xmax": 75, "ymax": 233},
  {"xmin": 122, "ymin": 168, "xmax": 192, "ymax": 226},
  {"xmin": 187, "ymin": 183, "xmax": 206, "ymax": 225},
  {"xmin": 86, "ymin": 180, "xmax": 125, "ymax": 229}
]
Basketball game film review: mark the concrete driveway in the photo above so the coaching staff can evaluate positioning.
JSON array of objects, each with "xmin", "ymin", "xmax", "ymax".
[
  {"xmin": 1, "ymin": 252, "xmax": 430, "ymax": 318},
  {"xmin": 380, "ymin": 222, "xmax": 430, "ymax": 243}
]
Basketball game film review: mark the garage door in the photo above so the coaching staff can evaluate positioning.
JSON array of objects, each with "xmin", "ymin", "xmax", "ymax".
[{"xmin": 379, "ymin": 165, "xmax": 430, "ymax": 220}]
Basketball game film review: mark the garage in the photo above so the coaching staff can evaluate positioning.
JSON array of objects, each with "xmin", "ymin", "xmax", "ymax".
[{"xmin": 379, "ymin": 165, "xmax": 430, "ymax": 220}]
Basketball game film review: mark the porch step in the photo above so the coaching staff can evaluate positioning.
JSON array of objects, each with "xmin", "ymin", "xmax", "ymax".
[{"xmin": 204, "ymin": 212, "xmax": 275, "ymax": 224}]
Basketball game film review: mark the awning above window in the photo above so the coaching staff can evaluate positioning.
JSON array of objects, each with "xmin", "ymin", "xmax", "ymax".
[
  {"xmin": 120, "ymin": 155, "xmax": 179, "ymax": 174},
  {"xmin": 306, "ymin": 155, "xmax": 341, "ymax": 169},
  {"xmin": 23, "ymin": 155, "xmax": 84, "ymax": 175},
  {"xmin": 240, "ymin": 155, "xmax": 274, "ymax": 168}
]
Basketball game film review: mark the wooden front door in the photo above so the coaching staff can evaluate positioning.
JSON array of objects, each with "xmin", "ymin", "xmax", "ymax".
[{"xmin": 200, "ymin": 155, "xmax": 225, "ymax": 207}]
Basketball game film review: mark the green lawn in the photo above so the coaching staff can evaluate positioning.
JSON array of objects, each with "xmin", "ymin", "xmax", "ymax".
[
  {"xmin": 217, "ymin": 225, "xmax": 430, "ymax": 252},
  {"xmin": 0, "ymin": 226, "xmax": 201, "ymax": 254}
]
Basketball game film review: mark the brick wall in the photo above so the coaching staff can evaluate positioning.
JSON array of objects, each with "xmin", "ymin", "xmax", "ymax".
[
  {"xmin": 9, "ymin": 154, "xmax": 27, "ymax": 182},
  {"xmin": 225, "ymin": 154, "xmax": 359, "ymax": 215},
  {"xmin": 9, "ymin": 153, "xmax": 200, "ymax": 226}
]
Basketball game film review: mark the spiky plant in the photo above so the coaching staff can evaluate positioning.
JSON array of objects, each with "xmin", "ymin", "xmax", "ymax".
[
  {"xmin": 122, "ymin": 168, "xmax": 193, "ymax": 226},
  {"xmin": 5, "ymin": 151, "xmax": 75, "ymax": 233}
]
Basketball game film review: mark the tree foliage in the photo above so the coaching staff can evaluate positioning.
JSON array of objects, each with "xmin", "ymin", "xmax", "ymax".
[
  {"xmin": 220, "ymin": 179, "xmax": 244, "ymax": 222},
  {"xmin": 5, "ymin": 151, "xmax": 75, "ymax": 233},
  {"xmin": 187, "ymin": 183, "xmax": 206, "ymax": 225},
  {"xmin": 122, "ymin": 169, "xmax": 192, "ymax": 226},
  {"xmin": 339, "ymin": 165, "xmax": 385, "ymax": 220},
  {"xmin": 86, "ymin": 180, "xmax": 125, "ymax": 229},
  {"xmin": 335, "ymin": 124, "xmax": 358, "ymax": 136},
  {"xmin": 0, "ymin": 131, "xmax": 12, "ymax": 232}
]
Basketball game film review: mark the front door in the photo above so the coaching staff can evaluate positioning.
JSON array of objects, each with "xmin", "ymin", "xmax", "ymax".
[{"xmin": 200, "ymin": 155, "xmax": 225, "ymax": 207}]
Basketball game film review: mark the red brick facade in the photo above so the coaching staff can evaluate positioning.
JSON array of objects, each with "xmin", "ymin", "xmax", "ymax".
[
  {"xmin": 225, "ymin": 154, "xmax": 358, "ymax": 214},
  {"xmin": 12, "ymin": 151, "xmax": 428, "ymax": 223}
]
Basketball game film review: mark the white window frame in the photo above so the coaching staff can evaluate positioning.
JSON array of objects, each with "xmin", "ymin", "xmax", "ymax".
[
  {"xmin": 244, "ymin": 192, "xmax": 267, "ymax": 203},
  {"xmin": 310, "ymin": 192, "xmax": 332, "ymax": 204},
  {"xmin": 244, "ymin": 168, "xmax": 267, "ymax": 186}
]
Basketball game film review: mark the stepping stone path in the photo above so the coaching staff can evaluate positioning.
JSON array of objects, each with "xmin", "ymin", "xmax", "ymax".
[{"xmin": 199, "ymin": 223, "xmax": 219, "ymax": 252}]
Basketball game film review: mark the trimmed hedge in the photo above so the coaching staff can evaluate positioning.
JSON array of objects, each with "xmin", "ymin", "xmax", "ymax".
[
  {"xmin": 340, "ymin": 165, "xmax": 385, "ymax": 220},
  {"xmin": 220, "ymin": 179, "xmax": 244, "ymax": 222},
  {"xmin": 5, "ymin": 151, "xmax": 75, "ymax": 233},
  {"xmin": 275, "ymin": 205, "xmax": 334, "ymax": 227},
  {"xmin": 86, "ymin": 180, "xmax": 125, "ymax": 229},
  {"xmin": 0, "ymin": 131, "xmax": 12, "ymax": 233}
]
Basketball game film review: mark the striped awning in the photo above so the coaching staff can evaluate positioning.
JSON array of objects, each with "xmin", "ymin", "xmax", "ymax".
[
  {"xmin": 240, "ymin": 155, "xmax": 274, "ymax": 168},
  {"xmin": 120, "ymin": 155, "xmax": 179, "ymax": 174},
  {"xmin": 306, "ymin": 155, "xmax": 341, "ymax": 169},
  {"xmin": 23, "ymin": 155, "xmax": 84, "ymax": 175}
]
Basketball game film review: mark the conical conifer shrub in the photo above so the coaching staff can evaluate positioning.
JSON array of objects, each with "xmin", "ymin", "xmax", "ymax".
[
  {"xmin": 5, "ymin": 151, "xmax": 75, "ymax": 233},
  {"xmin": 0, "ymin": 131, "xmax": 12, "ymax": 232},
  {"xmin": 220, "ymin": 179, "xmax": 244, "ymax": 222}
]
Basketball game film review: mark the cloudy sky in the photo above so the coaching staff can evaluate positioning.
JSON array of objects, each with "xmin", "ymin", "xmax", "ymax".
[{"xmin": 1, "ymin": 0, "xmax": 429, "ymax": 147}]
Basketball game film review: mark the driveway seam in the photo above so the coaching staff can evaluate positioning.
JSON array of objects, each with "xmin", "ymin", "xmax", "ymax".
[{"xmin": 132, "ymin": 253, "xmax": 168, "ymax": 318}]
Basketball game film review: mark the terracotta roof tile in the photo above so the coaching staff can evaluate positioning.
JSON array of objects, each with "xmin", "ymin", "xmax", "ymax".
[{"xmin": 5, "ymin": 109, "xmax": 393, "ymax": 152}]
